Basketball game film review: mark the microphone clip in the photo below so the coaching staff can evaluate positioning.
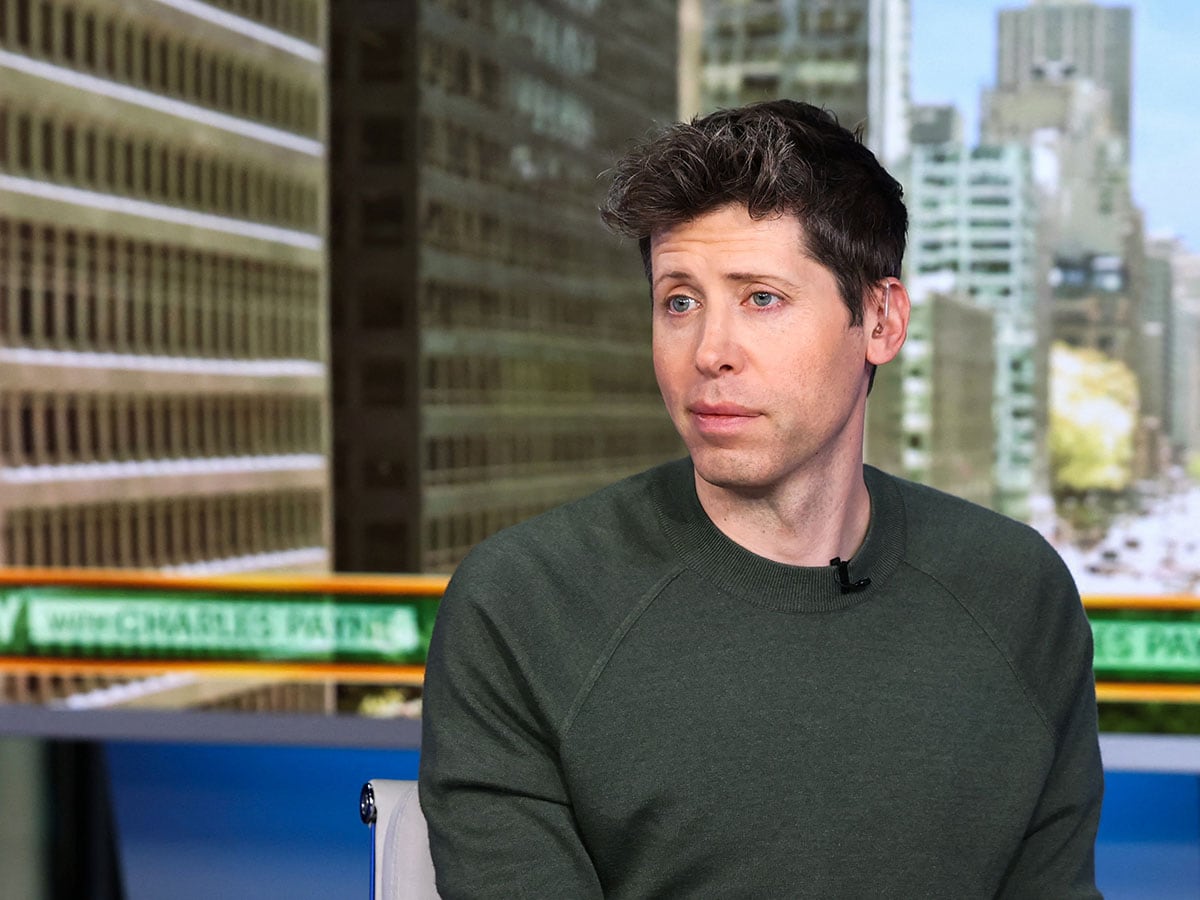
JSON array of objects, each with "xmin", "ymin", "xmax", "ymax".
[{"xmin": 830, "ymin": 557, "xmax": 871, "ymax": 594}]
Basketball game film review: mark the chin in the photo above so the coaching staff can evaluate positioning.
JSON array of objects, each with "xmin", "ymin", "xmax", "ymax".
[{"xmin": 689, "ymin": 448, "xmax": 776, "ymax": 493}]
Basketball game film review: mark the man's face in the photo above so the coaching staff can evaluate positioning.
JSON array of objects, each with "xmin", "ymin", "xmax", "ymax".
[{"xmin": 650, "ymin": 204, "xmax": 875, "ymax": 497}]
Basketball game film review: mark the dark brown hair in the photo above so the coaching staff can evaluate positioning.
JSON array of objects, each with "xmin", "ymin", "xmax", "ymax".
[{"xmin": 599, "ymin": 99, "xmax": 907, "ymax": 326}]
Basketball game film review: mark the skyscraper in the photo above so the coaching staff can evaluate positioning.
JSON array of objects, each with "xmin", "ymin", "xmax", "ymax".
[
  {"xmin": 906, "ymin": 143, "xmax": 1045, "ymax": 519},
  {"xmin": 896, "ymin": 274, "xmax": 996, "ymax": 509},
  {"xmin": 697, "ymin": 0, "xmax": 911, "ymax": 166},
  {"xmin": 329, "ymin": 1, "xmax": 682, "ymax": 574},
  {"xmin": 983, "ymin": 74, "xmax": 1130, "ymax": 259},
  {"xmin": 987, "ymin": 3, "xmax": 1152, "ymax": 476},
  {"xmin": 1167, "ymin": 250, "xmax": 1200, "ymax": 462},
  {"xmin": 0, "ymin": 0, "xmax": 330, "ymax": 572},
  {"xmin": 996, "ymin": 0, "xmax": 1133, "ymax": 140}
]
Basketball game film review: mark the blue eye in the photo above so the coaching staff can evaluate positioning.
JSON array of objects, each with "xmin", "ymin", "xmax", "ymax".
[
  {"xmin": 750, "ymin": 291, "xmax": 780, "ymax": 308},
  {"xmin": 667, "ymin": 296, "xmax": 696, "ymax": 313}
]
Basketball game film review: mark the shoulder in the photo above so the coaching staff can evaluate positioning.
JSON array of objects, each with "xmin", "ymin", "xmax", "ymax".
[
  {"xmin": 875, "ymin": 470, "xmax": 1091, "ymax": 735},
  {"xmin": 442, "ymin": 459, "xmax": 686, "ymax": 623},
  {"xmin": 426, "ymin": 461, "xmax": 687, "ymax": 730},
  {"xmin": 877, "ymin": 469, "xmax": 1074, "ymax": 601}
]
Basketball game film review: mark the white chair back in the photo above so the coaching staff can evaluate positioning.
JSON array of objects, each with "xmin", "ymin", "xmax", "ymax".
[{"xmin": 361, "ymin": 779, "xmax": 441, "ymax": 899}]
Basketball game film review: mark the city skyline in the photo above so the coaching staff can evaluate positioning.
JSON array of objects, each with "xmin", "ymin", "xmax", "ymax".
[{"xmin": 912, "ymin": 0, "xmax": 1199, "ymax": 251}]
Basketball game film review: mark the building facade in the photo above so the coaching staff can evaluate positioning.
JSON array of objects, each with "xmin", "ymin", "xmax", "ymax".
[
  {"xmin": 1168, "ymin": 251, "xmax": 1200, "ymax": 463},
  {"xmin": 909, "ymin": 103, "xmax": 961, "ymax": 146},
  {"xmin": 907, "ymin": 142, "xmax": 1044, "ymax": 519},
  {"xmin": 996, "ymin": 0, "xmax": 1133, "ymax": 139},
  {"xmin": 329, "ymin": 0, "xmax": 682, "ymax": 574},
  {"xmin": 897, "ymin": 273, "xmax": 996, "ymax": 509},
  {"xmin": 1140, "ymin": 237, "xmax": 1175, "ymax": 473},
  {"xmin": 697, "ymin": 0, "xmax": 910, "ymax": 166},
  {"xmin": 983, "ymin": 75, "xmax": 1131, "ymax": 259},
  {"xmin": 986, "ymin": 5, "xmax": 1151, "ymax": 477},
  {"xmin": 0, "ymin": 0, "xmax": 330, "ymax": 572}
]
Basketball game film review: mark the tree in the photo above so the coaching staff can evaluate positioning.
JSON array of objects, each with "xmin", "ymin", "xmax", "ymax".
[{"xmin": 1049, "ymin": 342, "xmax": 1138, "ymax": 493}]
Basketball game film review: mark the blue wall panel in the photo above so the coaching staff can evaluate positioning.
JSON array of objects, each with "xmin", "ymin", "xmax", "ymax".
[
  {"xmin": 107, "ymin": 744, "xmax": 1200, "ymax": 898},
  {"xmin": 106, "ymin": 743, "xmax": 419, "ymax": 900},
  {"xmin": 1095, "ymin": 771, "xmax": 1200, "ymax": 900}
]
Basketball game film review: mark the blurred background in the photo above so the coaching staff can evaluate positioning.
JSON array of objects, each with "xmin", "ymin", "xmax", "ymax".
[{"xmin": 0, "ymin": 0, "xmax": 1198, "ymax": 897}]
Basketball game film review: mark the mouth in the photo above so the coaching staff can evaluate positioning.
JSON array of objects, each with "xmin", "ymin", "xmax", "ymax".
[
  {"xmin": 688, "ymin": 403, "xmax": 761, "ymax": 435},
  {"xmin": 689, "ymin": 402, "xmax": 759, "ymax": 418}
]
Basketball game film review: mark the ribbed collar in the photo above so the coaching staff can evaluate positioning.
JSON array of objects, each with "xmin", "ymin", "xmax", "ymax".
[{"xmin": 650, "ymin": 458, "xmax": 907, "ymax": 613}]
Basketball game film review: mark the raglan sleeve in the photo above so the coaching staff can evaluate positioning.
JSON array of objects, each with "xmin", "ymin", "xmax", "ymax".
[
  {"xmin": 998, "ymin": 558, "xmax": 1104, "ymax": 899},
  {"xmin": 417, "ymin": 549, "xmax": 604, "ymax": 899}
]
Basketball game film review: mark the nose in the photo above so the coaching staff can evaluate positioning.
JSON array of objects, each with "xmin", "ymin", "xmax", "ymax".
[{"xmin": 694, "ymin": 306, "xmax": 744, "ymax": 376}]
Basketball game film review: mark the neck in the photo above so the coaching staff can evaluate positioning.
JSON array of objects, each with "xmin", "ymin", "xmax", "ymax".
[{"xmin": 694, "ymin": 454, "xmax": 871, "ymax": 567}]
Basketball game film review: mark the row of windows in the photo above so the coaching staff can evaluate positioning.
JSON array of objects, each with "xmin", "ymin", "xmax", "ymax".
[
  {"xmin": 418, "ymin": 453, "xmax": 662, "ymax": 570},
  {"xmin": 0, "ymin": 391, "xmax": 323, "ymax": 467},
  {"xmin": 420, "ymin": 197, "xmax": 612, "ymax": 277},
  {"xmin": 918, "ymin": 240, "xmax": 1016, "ymax": 253},
  {"xmin": 204, "ymin": 683, "xmax": 331, "ymax": 714},
  {"xmin": 2, "ymin": 490, "xmax": 324, "ymax": 568},
  {"xmin": 421, "ymin": 279, "xmax": 647, "ymax": 341},
  {"xmin": 422, "ymin": 353, "xmax": 658, "ymax": 403},
  {"xmin": 414, "ymin": 33, "xmax": 599, "ymax": 152},
  {"xmin": 421, "ymin": 113, "xmax": 594, "ymax": 205},
  {"xmin": 3, "ymin": 673, "xmax": 329, "ymax": 711},
  {"xmin": 423, "ymin": 427, "xmax": 681, "ymax": 484},
  {"xmin": 421, "ymin": 113, "xmax": 504, "ymax": 182},
  {"xmin": 0, "ymin": 219, "xmax": 323, "ymax": 359},
  {"xmin": 0, "ymin": 0, "xmax": 322, "ymax": 136},
  {"xmin": 202, "ymin": 0, "xmax": 322, "ymax": 42},
  {"xmin": 352, "ymin": 22, "xmax": 503, "ymax": 103},
  {"xmin": 0, "ymin": 104, "xmax": 321, "ymax": 230},
  {"xmin": 422, "ymin": 502, "xmax": 557, "ymax": 571},
  {"xmin": 709, "ymin": 6, "xmax": 863, "ymax": 39},
  {"xmin": 3, "ymin": 671, "xmax": 127, "ymax": 704},
  {"xmin": 417, "ymin": 33, "xmax": 503, "ymax": 107}
]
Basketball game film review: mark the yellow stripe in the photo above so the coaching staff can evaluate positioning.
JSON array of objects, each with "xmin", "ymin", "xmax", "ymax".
[
  {"xmin": 1083, "ymin": 595, "xmax": 1200, "ymax": 611},
  {"xmin": 0, "ymin": 656, "xmax": 426, "ymax": 684},
  {"xmin": 0, "ymin": 566, "xmax": 450, "ymax": 597},
  {"xmin": 1095, "ymin": 681, "xmax": 1200, "ymax": 704}
]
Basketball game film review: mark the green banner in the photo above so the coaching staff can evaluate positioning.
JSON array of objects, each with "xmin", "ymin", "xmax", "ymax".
[
  {"xmin": 0, "ymin": 588, "xmax": 437, "ymax": 663},
  {"xmin": 1092, "ymin": 619, "xmax": 1200, "ymax": 676}
]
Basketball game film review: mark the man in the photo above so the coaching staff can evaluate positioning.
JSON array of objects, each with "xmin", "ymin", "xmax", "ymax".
[{"xmin": 419, "ymin": 100, "xmax": 1103, "ymax": 898}]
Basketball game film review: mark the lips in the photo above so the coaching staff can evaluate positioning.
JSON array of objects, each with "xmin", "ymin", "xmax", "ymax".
[
  {"xmin": 687, "ymin": 402, "xmax": 761, "ymax": 437},
  {"xmin": 689, "ymin": 402, "xmax": 759, "ymax": 417}
]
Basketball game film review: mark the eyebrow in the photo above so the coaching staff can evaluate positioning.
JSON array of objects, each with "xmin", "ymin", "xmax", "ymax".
[{"xmin": 652, "ymin": 270, "xmax": 804, "ymax": 292}]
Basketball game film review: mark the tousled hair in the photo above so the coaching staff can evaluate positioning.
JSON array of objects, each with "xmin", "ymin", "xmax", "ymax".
[{"xmin": 599, "ymin": 100, "xmax": 907, "ymax": 327}]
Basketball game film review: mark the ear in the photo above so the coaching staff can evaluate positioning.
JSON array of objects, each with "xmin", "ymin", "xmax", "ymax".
[{"xmin": 866, "ymin": 278, "xmax": 909, "ymax": 366}]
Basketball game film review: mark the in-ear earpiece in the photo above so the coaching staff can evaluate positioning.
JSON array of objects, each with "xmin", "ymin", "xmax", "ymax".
[{"xmin": 873, "ymin": 283, "xmax": 891, "ymax": 336}]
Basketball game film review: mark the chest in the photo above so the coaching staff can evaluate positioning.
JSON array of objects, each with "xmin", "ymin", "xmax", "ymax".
[{"xmin": 558, "ymin": 596, "xmax": 1052, "ymax": 895}]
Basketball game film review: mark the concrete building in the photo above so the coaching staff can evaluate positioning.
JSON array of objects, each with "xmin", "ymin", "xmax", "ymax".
[
  {"xmin": 1167, "ymin": 251, "xmax": 1200, "ymax": 462},
  {"xmin": 910, "ymin": 103, "xmax": 961, "ymax": 146},
  {"xmin": 997, "ymin": 0, "xmax": 1133, "ymax": 140},
  {"xmin": 1048, "ymin": 253, "xmax": 1135, "ymax": 357},
  {"xmin": 864, "ymin": 351, "xmax": 904, "ymax": 482},
  {"xmin": 907, "ymin": 143, "xmax": 1044, "ymax": 519},
  {"xmin": 897, "ymin": 273, "xmax": 997, "ymax": 509},
  {"xmin": 983, "ymin": 73, "xmax": 1141, "ymax": 371},
  {"xmin": 0, "ymin": 0, "xmax": 330, "ymax": 572},
  {"xmin": 985, "ymin": 8, "xmax": 1151, "ymax": 475},
  {"xmin": 697, "ymin": 0, "xmax": 911, "ymax": 166},
  {"xmin": 1141, "ymin": 237, "xmax": 1176, "ymax": 472},
  {"xmin": 983, "ymin": 75, "xmax": 1130, "ymax": 259},
  {"xmin": 329, "ymin": 1, "xmax": 682, "ymax": 574}
]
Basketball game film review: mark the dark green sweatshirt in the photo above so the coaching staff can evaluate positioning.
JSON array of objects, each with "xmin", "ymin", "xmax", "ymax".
[{"xmin": 420, "ymin": 459, "xmax": 1103, "ymax": 898}]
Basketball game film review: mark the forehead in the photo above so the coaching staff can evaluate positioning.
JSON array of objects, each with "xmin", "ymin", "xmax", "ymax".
[
  {"xmin": 652, "ymin": 205, "xmax": 807, "ymax": 251},
  {"xmin": 648, "ymin": 205, "xmax": 816, "ymax": 277}
]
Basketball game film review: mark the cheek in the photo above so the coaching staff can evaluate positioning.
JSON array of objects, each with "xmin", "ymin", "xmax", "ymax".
[
  {"xmin": 651, "ymin": 336, "xmax": 681, "ymax": 388},
  {"xmin": 652, "ymin": 355, "xmax": 677, "ymax": 401}
]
